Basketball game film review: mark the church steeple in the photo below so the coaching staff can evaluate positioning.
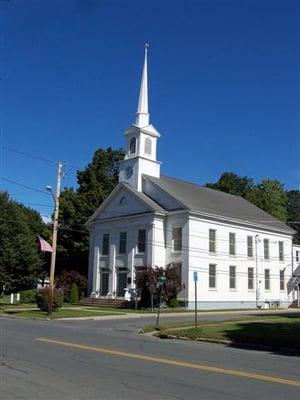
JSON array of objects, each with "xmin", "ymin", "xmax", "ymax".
[
  {"xmin": 135, "ymin": 44, "xmax": 149, "ymax": 127},
  {"xmin": 119, "ymin": 45, "xmax": 161, "ymax": 191}
]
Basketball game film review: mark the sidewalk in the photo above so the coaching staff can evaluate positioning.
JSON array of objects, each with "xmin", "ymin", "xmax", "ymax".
[{"xmin": 57, "ymin": 308, "xmax": 300, "ymax": 321}]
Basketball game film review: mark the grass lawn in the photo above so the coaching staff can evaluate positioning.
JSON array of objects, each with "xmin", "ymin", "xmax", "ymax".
[
  {"xmin": 0, "ymin": 307, "xmax": 125, "ymax": 319},
  {"xmin": 145, "ymin": 315, "xmax": 300, "ymax": 350}
]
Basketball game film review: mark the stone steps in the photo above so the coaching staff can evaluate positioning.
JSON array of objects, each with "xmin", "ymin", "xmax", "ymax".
[{"xmin": 78, "ymin": 297, "xmax": 132, "ymax": 308}]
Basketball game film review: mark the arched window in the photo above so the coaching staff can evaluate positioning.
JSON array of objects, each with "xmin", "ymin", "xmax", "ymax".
[
  {"xmin": 129, "ymin": 137, "xmax": 136, "ymax": 154},
  {"xmin": 144, "ymin": 137, "xmax": 152, "ymax": 155}
]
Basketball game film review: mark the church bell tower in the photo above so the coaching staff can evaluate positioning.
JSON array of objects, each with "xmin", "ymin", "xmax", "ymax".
[{"xmin": 119, "ymin": 45, "xmax": 161, "ymax": 191}]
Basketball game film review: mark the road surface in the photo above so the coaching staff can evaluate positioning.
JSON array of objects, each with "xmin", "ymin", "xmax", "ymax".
[{"xmin": 0, "ymin": 312, "xmax": 299, "ymax": 399}]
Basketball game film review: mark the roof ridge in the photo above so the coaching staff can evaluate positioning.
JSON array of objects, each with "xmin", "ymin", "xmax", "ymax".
[{"xmin": 160, "ymin": 174, "xmax": 242, "ymax": 200}]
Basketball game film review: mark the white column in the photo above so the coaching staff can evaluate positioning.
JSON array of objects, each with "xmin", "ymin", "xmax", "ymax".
[
  {"xmin": 109, "ymin": 240, "xmax": 116, "ymax": 297},
  {"xmin": 147, "ymin": 222, "xmax": 155, "ymax": 267},
  {"xmin": 92, "ymin": 240, "xmax": 100, "ymax": 293},
  {"xmin": 128, "ymin": 246, "xmax": 135, "ymax": 289}
]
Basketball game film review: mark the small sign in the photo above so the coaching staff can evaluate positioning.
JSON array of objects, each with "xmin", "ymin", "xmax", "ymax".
[
  {"xmin": 159, "ymin": 276, "xmax": 167, "ymax": 283},
  {"xmin": 193, "ymin": 271, "xmax": 198, "ymax": 282}
]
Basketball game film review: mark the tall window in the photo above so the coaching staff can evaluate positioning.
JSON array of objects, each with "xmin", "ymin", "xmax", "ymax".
[
  {"xmin": 137, "ymin": 229, "xmax": 146, "ymax": 254},
  {"xmin": 264, "ymin": 239, "xmax": 269, "ymax": 259},
  {"xmin": 209, "ymin": 264, "xmax": 216, "ymax": 288},
  {"xmin": 102, "ymin": 234, "xmax": 110, "ymax": 256},
  {"xmin": 296, "ymin": 251, "xmax": 300, "ymax": 262},
  {"xmin": 280, "ymin": 270, "xmax": 285, "ymax": 291},
  {"xmin": 144, "ymin": 137, "xmax": 152, "ymax": 155},
  {"xmin": 264, "ymin": 269, "xmax": 270, "ymax": 290},
  {"xmin": 209, "ymin": 229, "xmax": 216, "ymax": 253},
  {"xmin": 247, "ymin": 236, "xmax": 253, "ymax": 258},
  {"xmin": 248, "ymin": 267, "xmax": 254, "ymax": 290},
  {"xmin": 172, "ymin": 227, "xmax": 182, "ymax": 252},
  {"xmin": 129, "ymin": 137, "xmax": 136, "ymax": 154},
  {"xmin": 278, "ymin": 241, "xmax": 284, "ymax": 261},
  {"xmin": 229, "ymin": 233, "xmax": 236, "ymax": 255},
  {"xmin": 229, "ymin": 266, "xmax": 236, "ymax": 289},
  {"xmin": 119, "ymin": 232, "xmax": 127, "ymax": 254}
]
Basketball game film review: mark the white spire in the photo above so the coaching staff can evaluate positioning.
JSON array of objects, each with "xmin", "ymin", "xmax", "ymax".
[{"xmin": 135, "ymin": 44, "xmax": 150, "ymax": 127}]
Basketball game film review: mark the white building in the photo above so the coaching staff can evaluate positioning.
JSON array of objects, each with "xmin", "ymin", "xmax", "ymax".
[{"xmin": 87, "ymin": 47, "xmax": 298, "ymax": 309}]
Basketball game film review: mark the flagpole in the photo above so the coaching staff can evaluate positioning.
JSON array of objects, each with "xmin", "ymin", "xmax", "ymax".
[{"xmin": 47, "ymin": 161, "xmax": 63, "ymax": 316}]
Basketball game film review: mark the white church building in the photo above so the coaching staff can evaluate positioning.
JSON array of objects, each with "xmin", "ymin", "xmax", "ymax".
[{"xmin": 87, "ymin": 47, "xmax": 298, "ymax": 309}]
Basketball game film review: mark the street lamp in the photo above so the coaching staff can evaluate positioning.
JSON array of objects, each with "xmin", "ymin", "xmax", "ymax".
[{"xmin": 46, "ymin": 162, "xmax": 63, "ymax": 316}]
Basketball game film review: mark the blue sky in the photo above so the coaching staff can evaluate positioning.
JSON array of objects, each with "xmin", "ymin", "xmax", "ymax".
[{"xmin": 1, "ymin": 0, "xmax": 299, "ymax": 218}]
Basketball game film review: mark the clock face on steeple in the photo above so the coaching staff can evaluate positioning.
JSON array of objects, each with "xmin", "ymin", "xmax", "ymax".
[{"xmin": 125, "ymin": 166, "xmax": 133, "ymax": 179}]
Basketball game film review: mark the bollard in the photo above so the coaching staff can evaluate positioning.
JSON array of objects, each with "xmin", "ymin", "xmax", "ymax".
[{"xmin": 10, "ymin": 293, "xmax": 14, "ymax": 304}]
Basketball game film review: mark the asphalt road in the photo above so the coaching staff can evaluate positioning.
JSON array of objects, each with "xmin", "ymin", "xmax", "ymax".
[{"xmin": 0, "ymin": 312, "xmax": 299, "ymax": 400}]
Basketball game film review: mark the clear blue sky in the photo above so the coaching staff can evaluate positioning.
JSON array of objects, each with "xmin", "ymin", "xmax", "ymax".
[{"xmin": 1, "ymin": 0, "xmax": 299, "ymax": 218}]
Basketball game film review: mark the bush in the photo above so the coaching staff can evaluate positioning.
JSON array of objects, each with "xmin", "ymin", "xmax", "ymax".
[
  {"xmin": 168, "ymin": 297, "xmax": 178, "ymax": 308},
  {"xmin": 20, "ymin": 289, "xmax": 37, "ymax": 304},
  {"xmin": 69, "ymin": 283, "xmax": 79, "ymax": 304},
  {"xmin": 36, "ymin": 288, "xmax": 64, "ymax": 312}
]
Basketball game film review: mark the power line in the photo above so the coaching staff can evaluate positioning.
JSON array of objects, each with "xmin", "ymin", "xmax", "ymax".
[
  {"xmin": 2, "ymin": 177, "xmax": 52, "ymax": 196},
  {"xmin": 1, "ymin": 145, "xmax": 57, "ymax": 165}
]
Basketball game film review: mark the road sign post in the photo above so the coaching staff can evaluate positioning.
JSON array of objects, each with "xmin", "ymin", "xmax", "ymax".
[
  {"xmin": 193, "ymin": 272, "xmax": 198, "ymax": 328},
  {"xmin": 156, "ymin": 276, "xmax": 167, "ymax": 328}
]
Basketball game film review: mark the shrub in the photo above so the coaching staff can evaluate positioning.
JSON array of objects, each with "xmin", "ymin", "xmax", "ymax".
[
  {"xmin": 57, "ymin": 270, "xmax": 87, "ymax": 300},
  {"xmin": 69, "ymin": 283, "xmax": 79, "ymax": 304},
  {"xmin": 36, "ymin": 288, "xmax": 64, "ymax": 312},
  {"xmin": 20, "ymin": 289, "xmax": 37, "ymax": 304},
  {"xmin": 168, "ymin": 297, "xmax": 178, "ymax": 308}
]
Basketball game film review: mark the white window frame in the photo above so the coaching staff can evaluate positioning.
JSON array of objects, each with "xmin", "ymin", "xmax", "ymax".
[
  {"xmin": 229, "ymin": 266, "xmax": 236, "ymax": 289},
  {"xmin": 248, "ymin": 267, "xmax": 254, "ymax": 290},
  {"xmin": 247, "ymin": 236, "xmax": 253, "ymax": 258},
  {"xmin": 229, "ymin": 232, "xmax": 236, "ymax": 256},
  {"xmin": 278, "ymin": 241, "xmax": 284, "ymax": 261},
  {"xmin": 172, "ymin": 226, "xmax": 182, "ymax": 253},
  {"xmin": 264, "ymin": 269, "xmax": 270, "ymax": 291},
  {"xmin": 118, "ymin": 231, "xmax": 127, "ymax": 255},
  {"xmin": 280, "ymin": 270, "xmax": 285, "ymax": 291},
  {"xmin": 101, "ymin": 233, "xmax": 110, "ymax": 256},
  {"xmin": 137, "ymin": 229, "xmax": 146, "ymax": 254},
  {"xmin": 264, "ymin": 239, "xmax": 269, "ymax": 260},
  {"xmin": 209, "ymin": 229, "xmax": 216, "ymax": 253},
  {"xmin": 209, "ymin": 264, "xmax": 217, "ymax": 289}
]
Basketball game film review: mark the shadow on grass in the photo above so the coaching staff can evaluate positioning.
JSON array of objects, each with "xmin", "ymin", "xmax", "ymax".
[{"xmin": 224, "ymin": 318, "xmax": 300, "ymax": 357}]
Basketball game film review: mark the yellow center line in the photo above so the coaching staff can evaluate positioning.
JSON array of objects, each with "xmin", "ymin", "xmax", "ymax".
[{"xmin": 35, "ymin": 337, "xmax": 300, "ymax": 388}]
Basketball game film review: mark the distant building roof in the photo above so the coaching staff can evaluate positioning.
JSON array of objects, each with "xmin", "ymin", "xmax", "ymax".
[{"xmin": 143, "ymin": 175, "xmax": 295, "ymax": 234}]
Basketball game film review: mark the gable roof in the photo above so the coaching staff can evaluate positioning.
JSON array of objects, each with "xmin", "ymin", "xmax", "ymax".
[
  {"xmin": 86, "ymin": 182, "xmax": 166, "ymax": 225},
  {"xmin": 143, "ymin": 175, "xmax": 295, "ymax": 234}
]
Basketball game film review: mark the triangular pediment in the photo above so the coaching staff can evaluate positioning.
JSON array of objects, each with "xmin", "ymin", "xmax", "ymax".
[{"xmin": 86, "ymin": 183, "xmax": 165, "ymax": 224}]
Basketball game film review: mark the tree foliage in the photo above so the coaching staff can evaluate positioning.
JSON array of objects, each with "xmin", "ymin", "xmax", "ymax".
[
  {"xmin": 57, "ymin": 148, "xmax": 124, "ymax": 276},
  {"xmin": 0, "ymin": 192, "xmax": 49, "ymax": 292},
  {"xmin": 136, "ymin": 264, "xmax": 182, "ymax": 308},
  {"xmin": 245, "ymin": 180, "xmax": 288, "ymax": 222},
  {"xmin": 286, "ymin": 190, "xmax": 300, "ymax": 243},
  {"xmin": 207, "ymin": 173, "xmax": 289, "ymax": 223},
  {"xmin": 206, "ymin": 172, "xmax": 254, "ymax": 197}
]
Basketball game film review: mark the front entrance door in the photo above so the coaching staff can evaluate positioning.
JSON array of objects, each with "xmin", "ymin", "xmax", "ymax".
[
  {"xmin": 117, "ymin": 269, "xmax": 127, "ymax": 297},
  {"xmin": 100, "ymin": 271, "xmax": 109, "ymax": 296}
]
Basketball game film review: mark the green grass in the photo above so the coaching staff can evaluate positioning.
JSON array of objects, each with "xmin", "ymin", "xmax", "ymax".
[
  {"xmin": 0, "ymin": 308, "xmax": 125, "ymax": 319},
  {"xmin": 149, "ymin": 315, "xmax": 300, "ymax": 349}
]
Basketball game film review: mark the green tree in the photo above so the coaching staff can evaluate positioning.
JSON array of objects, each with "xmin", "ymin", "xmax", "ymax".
[
  {"xmin": 246, "ymin": 179, "xmax": 288, "ymax": 222},
  {"xmin": 286, "ymin": 190, "xmax": 300, "ymax": 243},
  {"xmin": 0, "ymin": 192, "xmax": 49, "ymax": 292},
  {"xmin": 206, "ymin": 172, "xmax": 254, "ymax": 197},
  {"xmin": 57, "ymin": 147, "xmax": 124, "ymax": 276}
]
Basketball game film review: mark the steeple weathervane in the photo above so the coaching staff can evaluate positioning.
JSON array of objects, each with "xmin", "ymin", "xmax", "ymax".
[{"xmin": 135, "ymin": 44, "xmax": 150, "ymax": 127}]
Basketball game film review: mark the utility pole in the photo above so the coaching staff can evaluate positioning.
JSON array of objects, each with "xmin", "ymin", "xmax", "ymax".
[{"xmin": 48, "ymin": 162, "xmax": 63, "ymax": 316}]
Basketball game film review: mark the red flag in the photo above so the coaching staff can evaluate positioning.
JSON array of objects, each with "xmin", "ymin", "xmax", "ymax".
[{"xmin": 38, "ymin": 236, "xmax": 53, "ymax": 253}]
